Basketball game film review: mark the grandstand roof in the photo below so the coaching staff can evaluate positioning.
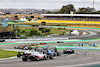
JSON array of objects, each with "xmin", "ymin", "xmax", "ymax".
[{"xmin": 41, "ymin": 14, "xmax": 100, "ymax": 17}]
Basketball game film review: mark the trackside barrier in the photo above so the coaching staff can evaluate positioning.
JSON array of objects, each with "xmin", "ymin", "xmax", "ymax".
[
  {"xmin": 71, "ymin": 26, "xmax": 100, "ymax": 28},
  {"xmin": 5, "ymin": 38, "xmax": 69, "ymax": 42},
  {"xmin": 73, "ymin": 43, "xmax": 89, "ymax": 46},
  {"xmin": 54, "ymin": 27, "xmax": 87, "ymax": 31},
  {"xmin": 73, "ymin": 43, "xmax": 100, "ymax": 47}
]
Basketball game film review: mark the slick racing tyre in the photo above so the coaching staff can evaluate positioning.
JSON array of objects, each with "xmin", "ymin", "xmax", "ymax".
[
  {"xmin": 57, "ymin": 52, "xmax": 60, "ymax": 56},
  {"xmin": 36, "ymin": 57, "xmax": 40, "ymax": 61},
  {"xmin": 17, "ymin": 53, "xmax": 21, "ymax": 58},
  {"xmin": 43, "ymin": 56, "xmax": 47, "ymax": 60},
  {"xmin": 22, "ymin": 56, "xmax": 27, "ymax": 61},
  {"xmin": 72, "ymin": 51, "xmax": 74, "ymax": 54},
  {"xmin": 63, "ymin": 51, "xmax": 65, "ymax": 54},
  {"xmin": 49, "ymin": 54, "xmax": 53, "ymax": 59}
]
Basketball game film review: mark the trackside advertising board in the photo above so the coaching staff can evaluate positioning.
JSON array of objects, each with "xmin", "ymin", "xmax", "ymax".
[
  {"xmin": 2, "ymin": 19, "xmax": 8, "ymax": 27},
  {"xmin": 73, "ymin": 43, "xmax": 100, "ymax": 47}
]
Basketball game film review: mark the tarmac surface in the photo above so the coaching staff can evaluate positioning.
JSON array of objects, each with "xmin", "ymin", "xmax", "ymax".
[
  {"xmin": 0, "ymin": 27, "xmax": 100, "ymax": 67},
  {"xmin": 0, "ymin": 42, "xmax": 100, "ymax": 67}
]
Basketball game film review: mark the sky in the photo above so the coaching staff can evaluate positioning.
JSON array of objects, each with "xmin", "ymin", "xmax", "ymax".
[{"xmin": 0, "ymin": 0, "xmax": 100, "ymax": 10}]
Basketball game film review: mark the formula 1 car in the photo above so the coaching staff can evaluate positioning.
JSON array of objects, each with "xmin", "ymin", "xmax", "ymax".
[
  {"xmin": 34, "ymin": 47, "xmax": 43, "ymax": 52},
  {"xmin": 35, "ymin": 47, "xmax": 60, "ymax": 56},
  {"xmin": 57, "ymin": 41, "xmax": 64, "ymax": 43},
  {"xmin": 0, "ymin": 39, "xmax": 5, "ymax": 42},
  {"xmin": 17, "ymin": 50, "xmax": 54, "ymax": 61},
  {"xmin": 31, "ymin": 44, "xmax": 38, "ymax": 46},
  {"xmin": 14, "ymin": 45, "xmax": 32, "ymax": 50},
  {"xmin": 63, "ymin": 48, "xmax": 74, "ymax": 54},
  {"xmin": 14, "ymin": 46, "xmax": 25, "ymax": 50},
  {"xmin": 44, "ymin": 47, "xmax": 60, "ymax": 56},
  {"xmin": 40, "ymin": 42, "xmax": 47, "ymax": 45},
  {"xmin": 24, "ymin": 46, "xmax": 32, "ymax": 50}
]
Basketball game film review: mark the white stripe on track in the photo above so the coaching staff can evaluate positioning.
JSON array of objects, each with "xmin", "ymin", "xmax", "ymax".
[{"xmin": 54, "ymin": 61, "xmax": 100, "ymax": 67}]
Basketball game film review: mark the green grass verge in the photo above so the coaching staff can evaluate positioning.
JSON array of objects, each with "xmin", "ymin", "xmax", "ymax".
[{"xmin": 0, "ymin": 49, "xmax": 18, "ymax": 58}]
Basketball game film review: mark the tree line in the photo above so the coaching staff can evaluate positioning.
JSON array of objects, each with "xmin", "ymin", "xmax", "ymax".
[{"xmin": 46, "ymin": 4, "xmax": 100, "ymax": 14}]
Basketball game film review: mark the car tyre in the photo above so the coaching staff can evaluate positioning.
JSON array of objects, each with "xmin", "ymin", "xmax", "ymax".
[
  {"xmin": 22, "ymin": 56, "xmax": 27, "ymax": 61},
  {"xmin": 36, "ymin": 57, "xmax": 39, "ymax": 61},
  {"xmin": 49, "ymin": 54, "xmax": 53, "ymax": 59},
  {"xmin": 63, "ymin": 50, "xmax": 65, "ymax": 54},
  {"xmin": 57, "ymin": 52, "xmax": 60, "ymax": 56},
  {"xmin": 17, "ymin": 53, "xmax": 21, "ymax": 58}
]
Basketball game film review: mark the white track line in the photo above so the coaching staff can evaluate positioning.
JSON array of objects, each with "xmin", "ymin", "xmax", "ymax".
[
  {"xmin": 54, "ymin": 61, "xmax": 100, "ymax": 67},
  {"xmin": 0, "ymin": 56, "xmax": 17, "ymax": 60}
]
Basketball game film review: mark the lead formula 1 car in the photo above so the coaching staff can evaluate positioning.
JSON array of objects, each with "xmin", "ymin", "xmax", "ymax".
[{"xmin": 63, "ymin": 48, "xmax": 74, "ymax": 54}]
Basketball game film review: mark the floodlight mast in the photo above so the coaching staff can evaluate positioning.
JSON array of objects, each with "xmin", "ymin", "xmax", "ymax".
[{"xmin": 93, "ymin": 0, "xmax": 95, "ymax": 12}]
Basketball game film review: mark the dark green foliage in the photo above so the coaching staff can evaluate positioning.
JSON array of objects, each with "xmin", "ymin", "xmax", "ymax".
[
  {"xmin": 29, "ymin": 30, "xmax": 40, "ymax": 36},
  {"xmin": 14, "ymin": 15, "xmax": 18, "ymax": 20},
  {"xmin": 21, "ymin": 30, "xmax": 25, "ymax": 33},
  {"xmin": 30, "ymin": 16, "xmax": 34, "ymax": 18},
  {"xmin": 13, "ymin": 28, "xmax": 20, "ymax": 32},
  {"xmin": 46, "ymin": 11, "xmax": 52, "ymax": 14},
  {"xmin": 41, "ymin": 28, "xmax": 50, "ymax": 33},
  {"xmin": 76, "ymin": 7, "xmax": 94, "ymax": 14},
  {"xmin": 6, "ymin": 13, "xmax": 10, "ymax": 14},
  {"xmin": 13, "ymin": 28, "xmax": 42, "ymax": 36},
  {"xmin": 45, "ymin": 29, "xmax": 50, "ymax": 32},
  {"xmin": 59, "ymin": 4, "xmax": 76, "ymax": 14},
  {"xmin": 27, "ymin": 17, "xmax": 32, "ymax": 21}
]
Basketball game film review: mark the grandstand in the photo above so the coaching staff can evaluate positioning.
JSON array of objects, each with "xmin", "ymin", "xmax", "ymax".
[
  {"xmin": 38, "ymin": 14, "xmax": 100, "ymax": 28},
  {"xmin": 41, "ymin": 14, "xmax": 100, "ymax": 21}
]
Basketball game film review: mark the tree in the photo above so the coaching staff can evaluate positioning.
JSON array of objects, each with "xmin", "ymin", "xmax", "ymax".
[
  {"xmin": 86, "ymin": 7, "xmax": 94, "ymax": 12},
  {"xmin": 41, "ymin": 28, "xmax": 50, "ymax": 33},
  {"xmin": 46, "ymin": 11, "xmax": 52, "ymax": 14},
  {"xmin": 45, "ymin": 29, "xmax": 50, "ymax": 32},
  {"xmin": 76, "ymin": 10, "xmax": 86, "ymax": 14},
  {"xmin": 59, "ymin": 4, "xmax": 76, "ymax": 14},
  {"xmin": 25, "ymin": 16, "xmax": 28, "ymax": 19},
  {"xmin": 6, "ymin": 13, "xmax": 10, "ymax": 14},
  {"xmin": 30, "ymin": 16, "xmax": 34, "ymax": 18},
  {"xmin": 38, "ymin": 17, "xmax": 40, "ymax": 19},
  {"xmin": 27, "ymin": 17, "xmax": 32, "ymax": 21},
  {"xmin": 21, "ymin": 30, "xmax": 25, "ymax": 33},
  {"xmin": 76, "ymin": 7, "xmax": 94, "ymax": 14},
  {"xmin": 29, "ymin": 30, "xmax": 40, "ymax": 36},
  {"xmin": 14, "ymin": 15, "xmax": 18, "ymax": 20}
]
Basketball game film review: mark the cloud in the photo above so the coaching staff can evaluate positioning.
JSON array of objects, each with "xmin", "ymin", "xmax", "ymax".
[{"xmin": 0, "ymin": 0, "xmax": 99, "ymax": 10}]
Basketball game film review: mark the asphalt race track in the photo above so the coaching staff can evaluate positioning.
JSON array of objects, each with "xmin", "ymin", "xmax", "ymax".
[
  {"xmin": 0, "ymin": 40, "xmax": 100, "ymax": 67},
  {"xmin": 0, "ymin": 27, "xmax": 100, "ymax": 67},
  {"xmin": 0, "ymin": 49, "xmax": 100, "ymax": 67}
]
